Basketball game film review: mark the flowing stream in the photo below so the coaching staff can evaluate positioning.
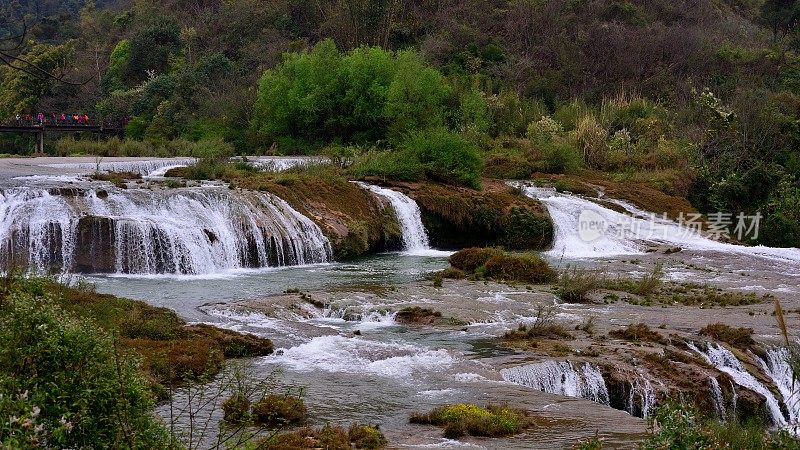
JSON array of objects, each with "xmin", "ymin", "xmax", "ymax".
[{"xmin": 0, "ymin": 185, "xmax": 331, "ymax": 274}]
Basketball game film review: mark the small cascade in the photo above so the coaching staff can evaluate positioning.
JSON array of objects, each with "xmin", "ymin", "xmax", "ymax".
[
  {"xmin": 516, "ymin": 183, "xmax": 800, "ymax": 262},
  {"xmin": 354, "ymin": 182, "xmax": 434, "ymax": 254},
  {"xmin": 43, "ymin": 158, "xmax": 196, "ymax": 177},
  {"xmin": 625, "ymin": 374, "xmax": 656, "ymax": 418},
  {"xmin": 759, "ymin": 347, "xmax": 800, "ymax": 431},
  {"xmin": 688, "ymin": 342, "xmax": 787, "ymax": 427},
  {"xmin": 500, "ymin": 360, "xmax": 610, "ymax": 405},
  {"xmin": 709, "ymin": 377, "xmax": 726, "ymax": 421},
  {"xmin": 0, "ymin": 186, "xmax": 332, "ymax": 275},
  {"xmin": 319, "ymin": 305, "xmax": 397, "ymax": 326}
]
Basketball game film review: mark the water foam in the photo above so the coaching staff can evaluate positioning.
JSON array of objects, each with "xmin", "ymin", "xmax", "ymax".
[{"xmin": 270, "ymin": 335, "xmax": 454, "ymax": 379}]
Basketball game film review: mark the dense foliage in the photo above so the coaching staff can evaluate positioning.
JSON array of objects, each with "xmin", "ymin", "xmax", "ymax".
[{"xmin": 0, "ymin": 277, "xmax": 171, "ymax": 449}]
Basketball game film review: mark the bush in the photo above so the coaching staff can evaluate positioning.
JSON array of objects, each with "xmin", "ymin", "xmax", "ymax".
[
  {"xmin": 251, "ymin": 394, "xmax": 307, "ymax": 427},
  {"xmin": 699, "ymin": 323, "xmax": 755, "ymax": 348},
  {"xmin": 410, "ymin": 403, "xmax": 528, "ymax": 438},
  {"xmin": 609, "ymin": 323, "xmax": 666, "ymax": 344},
  {"xmin": 222, "ymin": 393, "xmax": 251, "ymax": 424},
  {"xmin": 348, "ymin": 424, "xmax": 388, "ymax": 449},
  {"xmin": 536, "ymin": 140, "xmax": 583, "ymax": 174},
  {"xmin": 448, "ymin": 247, "xmax": 503, "ymax": 272},
  {"xmin": 258, "ymin": 423, "xmax": 387, "ymax": 450},
  {"xmin": 483, "ymin": 253, "xmax": 557, "ymax": 284},
  {"xmin": 575, "ymin": 114, "xmax": 608, "ymax": 168},
  {"xmin": 400, "ymin": 128, "xmax": 483, "ymax": 189},
  {"xmin": 0, "ymin": 281, "xmax": 171, "ymax": 448},
  {"xmin": 350, "ymin": 149, "xmax": 425, "ymax": 182},
  {"xmin": 557, "ymin": 266, "xmax": 604, "ymax": 303}
]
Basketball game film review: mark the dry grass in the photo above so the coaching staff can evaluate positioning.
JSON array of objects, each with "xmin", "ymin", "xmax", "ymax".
[
  {"xmin": 609, "ymin": 323, "xmax": 667, "ymax": 344},
  {"xmin": 699, "ymin": 323, "xmax": 755, "ymax": 348}
]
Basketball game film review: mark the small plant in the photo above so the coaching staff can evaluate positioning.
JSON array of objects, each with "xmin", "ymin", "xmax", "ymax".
[
  {"xmin": 699, "ymin": 323, "xmax": 754, "ymax": 348},
  {"xmin": 576, "ymin": 316, "xmax": 597, "ymax": 336},
  {"xmin": 222, "ymin": 393, "xmax": 251, "ymax": 424},
  {"xmin": 410, "ymin": 403, "xmax": 528, "ymax": 438},
  {"xmin": 633, "ymin": 263, "xmax": 664, "ymax": 297},
  {"xmin": 558, "ymin": 265, "xmax": 604, "ymax": 303},
  {"xmin": 252, "ymin": 393, "xmax": 308, "ymax": 427},
  {"xmin": 505, "ymin": 305, "xmax": 573, "ymax": 340},
  {"xmin": 609, "ymin": 323, "xmax": 666, "ymax": 344}
]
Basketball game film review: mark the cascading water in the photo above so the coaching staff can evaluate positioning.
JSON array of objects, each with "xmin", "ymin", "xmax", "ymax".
[
  {"xmin": 709, "ymin": 377, "xmax": 726, "ymax": 420},
  {"xmin": 626, "ymin": 373, "xmax": 656, "ymax": 418},
  {"xmin": 500, "ymin": 360, "xmax": 610, "ymax": 405},
  {"xmin": 354, "ymin": 182, "xmax": 444, "ymax": 256},
  {"xmin": 0, "ymin": 186, "xmax": 332, "ymax": 274},
  {"xmin": 43, "ymin": 158, "xmax": 196, "ymax": 177},
  {"xmin": 517, "ymin": 183, "xmax": 800, "ymax": 262},
  {"xmin": 759, "ymin": 347, "xmax": 800, "ymax": 432},
  {"xmin": 688, "ymin": 342, "xmax": 788, "ymax": 427}
]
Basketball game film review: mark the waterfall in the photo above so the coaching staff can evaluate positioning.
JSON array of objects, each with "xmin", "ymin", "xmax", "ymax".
[
  {"xmin": 516, "ymin": 183, "xmax": 800, "ymax": 262},
  {"xmin": 709, "ymin": 377, "xmax": 726, "ymax": 420},
  {"xmin": 43, "ymin": 158, "xmax": 196, "ymax": 177},
  {"xmin": 500, "ymin": 360, "xmax": 610, "ymax": 405},
  {"xmin": 626, "ymin": 374, "xmax": 656, "ymax": 418},
  {"xmin": 759, "ymin": 347, "xmax": 800, "ymax": 432},
  {"xmin": 0, "ymin": 186, "xmax": 332, "ymax": 275},
  {"xmin": 354, "ymin": 182, "xmax": 439, "ymax": 255},
  {"xmin": 688, "ymin": 342, "xmax": 787, "ymax": 427}
]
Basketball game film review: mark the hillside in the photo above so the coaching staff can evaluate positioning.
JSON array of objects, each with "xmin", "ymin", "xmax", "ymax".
[{"xmin": 0, "ymin": 0, "xmax": 799, "ymax": 248}]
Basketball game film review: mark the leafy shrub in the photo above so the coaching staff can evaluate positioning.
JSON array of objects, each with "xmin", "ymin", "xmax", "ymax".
[
  {"xmin": 251, "ymin": 394, "xmax": 307, "ymax": 427},
  {"xmin": 400, "ymin": 128, "xmax": 483, "ymax": 189},
  {"xmin": 410, "ymin": 403, "xmax": 528, "ymax": 438},
  {"xmin": 222, "ymin": 393, "xmax": 251, "ymax": 424},
  {"xmin": 500, "ymin": 207, "xmax": 554, "ymax": 250},
  {"xmin": 449, "ymin": 247, "xmax": 503, "ymax": 272},
  {"xmin": 350, "ymin": 149, "xmax": 424, "ymax": 182},
  {"xmin": 0, "ymin": 281, "xmax": 171, "ymax": 448},
  {"xmin": 536, "ymin": 140, "xmax": 583, "ymax": 174},
  {"xmin": 526, "ymin": 116, "xmax": 563, "ymax": 144},
  {"xmin": 483, "ymin": 253, "xmax": 557, "ymax": 284},
  {"xmin": 348, "ymin": 424, "xmax": 388, "ymax": 449}
]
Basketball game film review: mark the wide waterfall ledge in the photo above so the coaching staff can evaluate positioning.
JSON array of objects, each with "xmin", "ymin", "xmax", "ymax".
[{"xmin": 0, "ymin": 185, "xmax": 332, "ymax": 275}]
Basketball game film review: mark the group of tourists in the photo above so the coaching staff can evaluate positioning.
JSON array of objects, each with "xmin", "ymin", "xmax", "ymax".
[{"xmin": 12, "ymin": 113, "xmax": 93, "ymax": 126}]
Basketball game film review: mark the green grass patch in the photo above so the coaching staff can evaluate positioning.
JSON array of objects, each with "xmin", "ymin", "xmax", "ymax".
[{"xmin": 410, "ymin": 403, "xmax": 529, "ymax": 438}]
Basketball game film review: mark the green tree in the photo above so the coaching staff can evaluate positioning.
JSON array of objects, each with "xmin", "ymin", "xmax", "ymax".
[{"xmin": 0, "ymin": 41, "xmax": 76, "ymax": 113}]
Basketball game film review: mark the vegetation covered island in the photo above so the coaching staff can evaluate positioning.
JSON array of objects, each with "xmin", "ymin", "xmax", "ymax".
[{"xmin": 2, "ymin": 0, "xmax": 800, "ymax": 448}]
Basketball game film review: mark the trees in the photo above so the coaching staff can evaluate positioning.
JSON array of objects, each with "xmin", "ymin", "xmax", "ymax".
[
  {"xmin": 761, "ymin": 0, "xmax": 800, "ymax": 41},
  {"xmin": 0, "ymin": 41, "xmax": 76, "ymax": 113},
  {"xmin": 250, "ymin": 39, "xmax": 452, "ymax": 151}
]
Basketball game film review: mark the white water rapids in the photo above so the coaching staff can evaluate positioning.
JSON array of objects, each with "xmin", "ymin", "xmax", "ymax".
[
  {"xmin": 0, "ymin": 186, "xmax": 332, "ymax": 274},
  {"xmin": 519, "ymin": 184, "xmax": 800, "ymax": 262}
]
